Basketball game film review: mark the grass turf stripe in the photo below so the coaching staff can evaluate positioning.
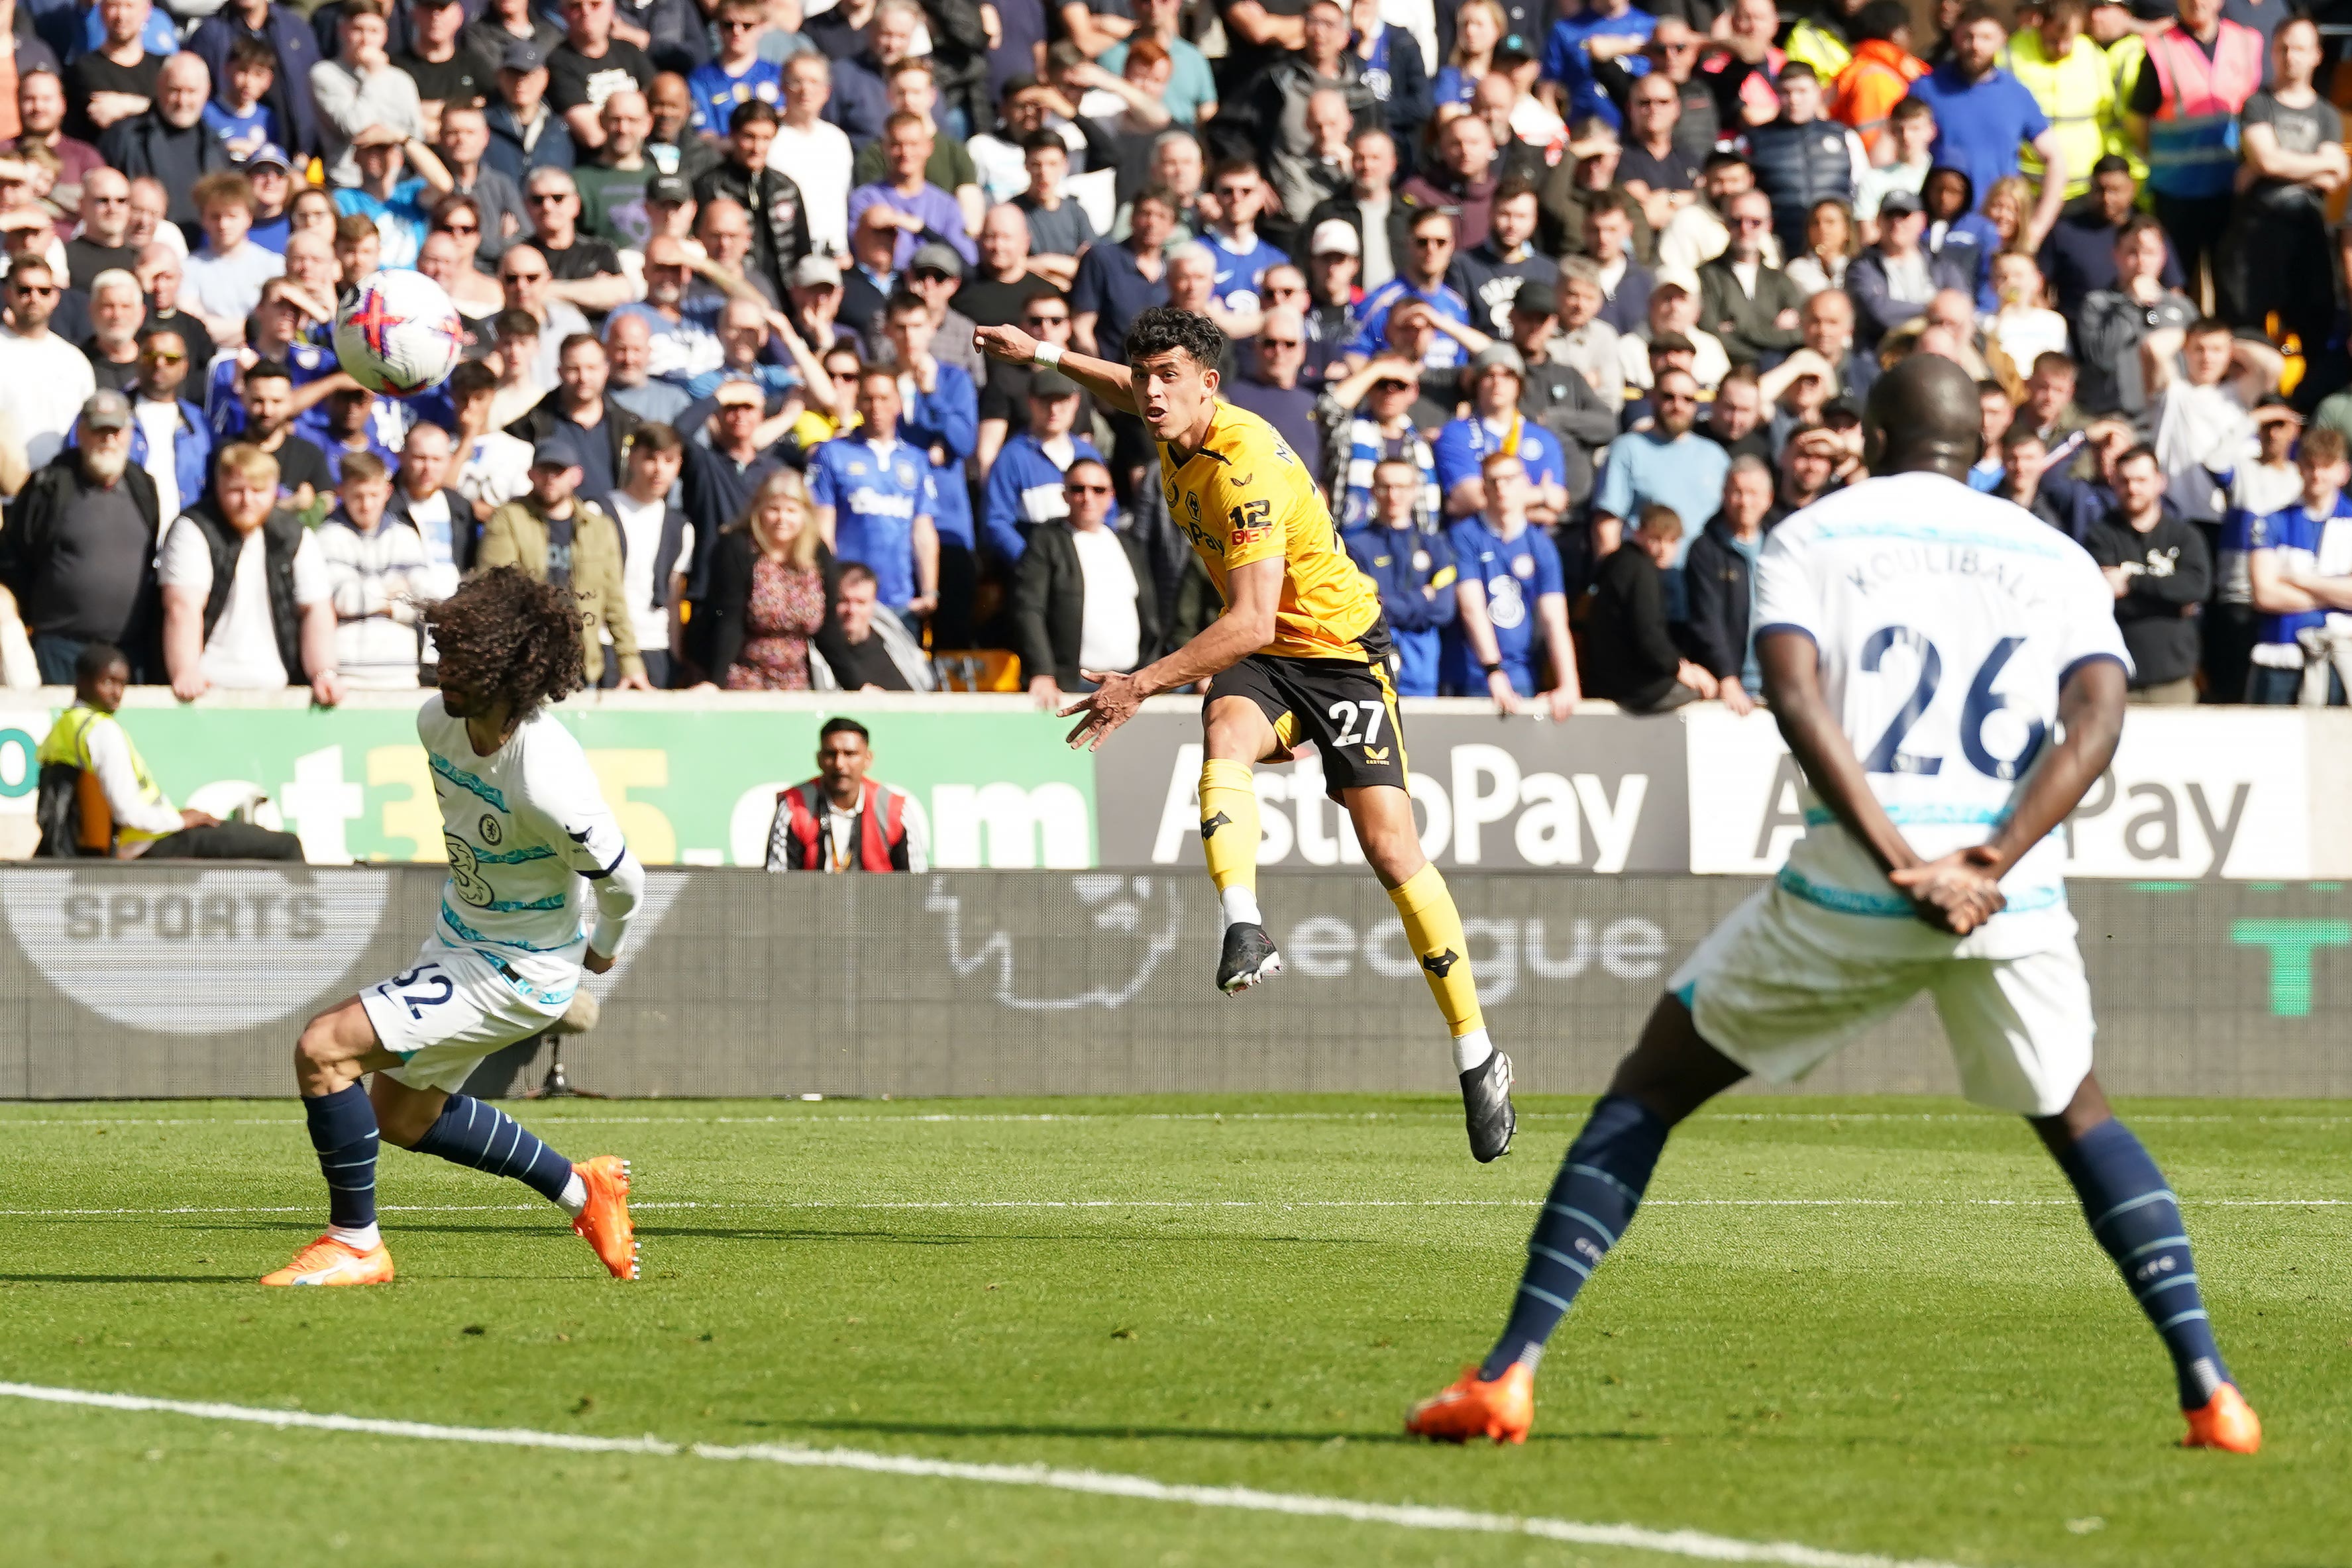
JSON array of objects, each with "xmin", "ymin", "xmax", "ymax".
[{"xmin": 0, "ymin": 1381, "xmax": 1983, "ymax": 1568}]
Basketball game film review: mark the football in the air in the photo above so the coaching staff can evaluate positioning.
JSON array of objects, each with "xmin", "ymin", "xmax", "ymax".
[{"xmin": 333, "ymin": 268, "xmax": 464, "ymax": 395}]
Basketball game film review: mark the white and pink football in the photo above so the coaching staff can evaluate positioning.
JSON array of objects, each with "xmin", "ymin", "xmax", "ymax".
[{"xmin": 333, "ymin": 268, "xmax": 464, "ymax": 395}]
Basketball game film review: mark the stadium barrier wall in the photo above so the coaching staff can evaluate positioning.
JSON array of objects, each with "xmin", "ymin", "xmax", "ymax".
[
  {"xmin": 3, "ymin": 866, "xmax": 2347, "ymax": 1101},
  {"xmin": 3, "ymin": 690, "xmax": 2349, "ymax": 880}
]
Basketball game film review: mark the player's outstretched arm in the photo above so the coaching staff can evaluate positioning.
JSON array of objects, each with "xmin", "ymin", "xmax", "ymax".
[
  {"xmin": 1061, "ymin": 558, "xmax": 1281, "ymax": 751},
  {"xmin": 973, "ymin": 323, "xmax": 1142, "ymax": 417}
]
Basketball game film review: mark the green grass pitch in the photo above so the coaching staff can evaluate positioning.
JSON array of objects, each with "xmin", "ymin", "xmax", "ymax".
[{"xmin": 3, "ymin": 1094, "xmax": 2347, "ymax": 1567}]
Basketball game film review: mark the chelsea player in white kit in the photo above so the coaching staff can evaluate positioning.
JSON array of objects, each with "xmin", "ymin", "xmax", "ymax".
[
  {"xmin": 1407, "ymin": 356, "xmax": 2263, "ymax": 1455},
  {"xmin": 262, "ymin": 568, "xmax": 649, "ymax": 1288}
]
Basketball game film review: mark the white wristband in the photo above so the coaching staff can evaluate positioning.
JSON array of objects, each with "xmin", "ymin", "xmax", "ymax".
[{"xmin": 1032, "ymin": 342, "xmax": 1063, "ymax": 369}]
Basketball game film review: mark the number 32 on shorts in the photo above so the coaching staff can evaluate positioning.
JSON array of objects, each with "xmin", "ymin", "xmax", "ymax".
[{"xmin": 384, "ymin": 965, "xmax": 453, "ymax": 1021}]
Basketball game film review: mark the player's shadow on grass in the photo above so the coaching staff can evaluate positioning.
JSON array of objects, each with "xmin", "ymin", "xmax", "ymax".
[{"xmin": 754, "ymin": 1416, "xmax": 1624, "ymax": 1447}]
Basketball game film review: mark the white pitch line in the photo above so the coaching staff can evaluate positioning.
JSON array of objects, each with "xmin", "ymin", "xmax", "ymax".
[
  {"xmin": 3, "ymin": 1196, "xmax": 2345, "ymax": 1220},
  {"xmin": 0, "ymin": 1380, "xmax": 1976, "ymax": 1568}
]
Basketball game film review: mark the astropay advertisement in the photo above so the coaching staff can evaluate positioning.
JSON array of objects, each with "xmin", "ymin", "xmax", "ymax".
[{"xmin": 1683, "ymin": 706, "xmax": 2314, "ymax": 880}]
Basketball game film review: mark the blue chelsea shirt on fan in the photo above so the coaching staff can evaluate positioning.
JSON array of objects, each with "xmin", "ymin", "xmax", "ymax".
[{"xmin": 809, "ymin": 435, "xmax": 937, "ymax": 611}]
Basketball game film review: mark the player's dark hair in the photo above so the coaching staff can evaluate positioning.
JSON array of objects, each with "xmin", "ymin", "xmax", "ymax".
[
  {"xmin": 242, "ymin": 360, "xmax": 293, "ymax": 387},
  {"xmin": 495, "ymin": 307, "xmax": 541, "ymax": 342},
  {"xmin": 74, "ymin": 641, "xmax": 126, "ymax": 684},
  {"xmin": 425, "ymin": 566, "xmax": 588, "ymax": 723},
  {"xmin": 1122, "ymin": 303, "xmax": 1227, "ymax": 373},
  {"xmin": 820, "ymin": 716, "xmax": 871, "ymax": 743}
]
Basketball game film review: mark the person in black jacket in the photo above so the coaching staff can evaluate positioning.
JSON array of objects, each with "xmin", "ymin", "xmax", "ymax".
[
  {"xmin": 1581, "ymin": 503, "xmax": 1719, "ymax": 713},
  {"xmin": 1012, "ymin": 457, "xmax": 1161, "ymax": 702},
  {"xmin": 1680, "ymin": 454, "xmax": 1772, "ymax": 714},
  {"xmin": 97, "ymin": 56, "xmax": 233, "ymax": 238},
  {"xmin": 0, "ymin": 395, "xmax": 163, "ymax": 683},
  {"xmin": 696, "ymin": 468, "xmax": 853, "ymax": 690},
  {"xmin": 2086, "ymin": 444, "xmax": 2214, "ymax": 704}
]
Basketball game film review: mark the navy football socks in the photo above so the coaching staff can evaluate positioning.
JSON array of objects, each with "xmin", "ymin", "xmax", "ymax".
[
  {"xmin": 410, "ymin": 1094, "xmax": 577, "ymax": 1205},
  {"xmin": 2055, "ymin": 1118, "xmax": 2231, "ymax": 1408},
  {"xmin": 303, "ymin": 1082, "xmax": 379, "ymax": 1232},
  {"xmin": 1479, "ymin": 1094, "xmax": 1672, "ymax": 1380}
]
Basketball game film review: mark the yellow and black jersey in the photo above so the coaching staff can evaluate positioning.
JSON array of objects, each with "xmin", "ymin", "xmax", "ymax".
[{"xmin": 1159, "ymin": 401, "xmax": 1385, "ymax": 664}]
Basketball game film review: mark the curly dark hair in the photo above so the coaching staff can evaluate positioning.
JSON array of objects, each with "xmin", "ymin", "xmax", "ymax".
[
  {"xmin": 1122, "ymin": 305, "xmax": 1228, "ymax": 374},
  {"xmin": 424, "ymin": 567, "xmax": 587, "ymax": 721}
]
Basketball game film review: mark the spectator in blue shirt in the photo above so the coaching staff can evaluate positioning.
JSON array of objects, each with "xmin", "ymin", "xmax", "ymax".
[
  {"xmin": 201, "ymin": 34, "xmax": 284, "ymax": 160},
  {"xmin": 333, "ymin": 121, "xmax": 453, "ymax": 269},
  {"xmin": 1199, "ymin": 160, "xmax": 1291, "ymax": 311},
  {"xmin": 1346, "ymin": 204, "xmax": 1483, "ymax": 373},
  {"xmin": 879, "ymin": 289, "xmax": 978, "ymax": 641},
  {"xmin": 808, "ymin": 366, "xmax": 940, "ymax": 619},
  {"xmin": 1901, "ymin": 3, "xmax": 2068, "ymax": 248},
  {"xmin": 2247, "ymin": 426, "xmax": 2352, "ymax": 704},
  {"xmin": 1590, "ymin": 364, "xmax": 1728, "ymax": 611},
  {"xmin": 688, "ymin": 0, "xmax": 784, "ymax": 137},
  {"xmin": 1070, "ymin": 183, "xmax": 1175, "ymax": 370},
  {"xmin": 1344, "ymin": 457, "xmax": 1458, "ymax": 696},
  {"xmin": 1444, "ymin": 450, "xmax": 1577, "ymax": 714},
  {"xmin": 847, "ymin": 111, "xmax": 979, "ymax": 274},
  {"xmin": 1540, "ymin": 0, "xmax": 1652, "ymax": 131},
  {"xmin": 981, "ymin": 368, "xmax": 1104, "ymax": 566},
  {"xmin": 1434, "ymin": 343, "xmax": 1568, "ymax": 525}
]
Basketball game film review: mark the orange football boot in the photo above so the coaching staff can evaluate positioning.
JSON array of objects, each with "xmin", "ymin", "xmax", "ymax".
[
  {"xmin": 260, "ymin": 1234, "xmax": 396, "ymax": 1287},
  {"xmin": 571, "ymin": 1156, "xmax": 639, "ymax": 1280},
  {"xmin": 1405, "ymin": 1363, "xmax": 1534, "ymax": 1445},
  {"xmin": 2182, "ymin": 1384, "xmax": 2261, "ymax": 1454}
]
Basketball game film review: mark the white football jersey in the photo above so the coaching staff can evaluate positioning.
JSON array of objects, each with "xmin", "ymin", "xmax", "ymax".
[
  {"xmin": 419, "ymin": 695, "xmax": 642, "ymax": 998},
  {"xmin": 1752, "ymin": 472, "xmax": 2130, "ymax": 959}
]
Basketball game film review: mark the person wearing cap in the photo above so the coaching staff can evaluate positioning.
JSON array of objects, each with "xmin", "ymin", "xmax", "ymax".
[
  {"xmin": 640, "ymin": 168, "xmax": 698, "ymax": 243},
  {"xmin": 1845, "ymin": 185, "xmax": 1968, "ymax": 350},
  {"xmin": 878, "ymin": 239, "xmax": 985, "ymax": 388},
  {"xmin": 311, "ymin": 0, "xmax": 427, "ymax": 187},
  {"xmin": 1434, "ymin": 342, "xmax": 1567, "ymax": 523},
  {"xmin": 980, "ymin": 366, "xmax": 1105, "ymax": 566},
  {"xmin": 483, "ymin": 39, "xmax": 577, "ymax": 185},
  {"xmin": 1301, "ymin": 217, "xmax": 1358, "ymax": 352},
  {"xmin": 0, "ymin": 390, "xmax": 163, "ymax": 681},
  {"xmin": 1506, "ymin": 280, "xmax": 1614, "ymax": 505},
  {"xmin": 158, "ymin": 441, "xmax": 343, "ymax": 702},
  {"xmin": 334, "ymin": 121, "xmax": 455, "ymax": 269},
  {"xmin": 435, "ymin": 102, "xmax": 531, "ymax": 266},
  {"xmin": 692, "ymin": 100, "xmax": 813, "ymax": 307},
  {"xmin": 243, "ymin": 145, "xmax": 297, "ymax": 252},
  {"xmin": 1298, "ymin": 126, "xmax": 1409, "ymax": 291},
  {"xmin": 476, "ymin": 434, "xmax": 652, "ymax": 687},
  {"xmin": 188, "ymin": 0, "xmax": 325, "ymax": 168}
]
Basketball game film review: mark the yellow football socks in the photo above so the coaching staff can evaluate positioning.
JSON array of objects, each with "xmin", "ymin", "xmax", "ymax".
[
  {"xmin": 1389, "ymin": 862, "xmax": 1487, "ymax": 1046},
  {"xmin": 1199, "ymin": 758, "xmax": 1262, "ymax": 925}
]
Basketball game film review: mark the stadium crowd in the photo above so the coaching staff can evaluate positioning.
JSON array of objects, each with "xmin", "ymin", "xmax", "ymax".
[{"xmin": 1, "ymin": 0, "xmax": 2350, "ymax": 707}]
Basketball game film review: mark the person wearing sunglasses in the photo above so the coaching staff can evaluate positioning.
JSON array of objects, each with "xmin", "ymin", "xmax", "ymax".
[
  {"xmin": 979, "ymin": 366, "xmax": 1104, "ymax": 567},
  {"xmin": 1343, "ymin": 205, "xmax": 1483, "ymax": 376},
  {"xmin": 0, "ymin": 256, "xmax": 98, "ymax": 484},
  {"xmin": 685, "ymin": 0, "xmax": 784, "ymax": 144},
  {"xmin": 1010, "ymin": 454, "xmax": 1160, "ymax": 707}
]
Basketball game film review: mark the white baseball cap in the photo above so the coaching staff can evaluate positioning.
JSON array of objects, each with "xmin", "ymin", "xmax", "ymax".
[{"xmin": 1309, "ymin": 219, "xmax": 1360, "ymax": 258}]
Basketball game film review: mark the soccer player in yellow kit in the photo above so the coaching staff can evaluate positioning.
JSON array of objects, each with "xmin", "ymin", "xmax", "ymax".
[{"xmin": 977, "ymin": 305, "xmax": 1516, "ymax": 1161}]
